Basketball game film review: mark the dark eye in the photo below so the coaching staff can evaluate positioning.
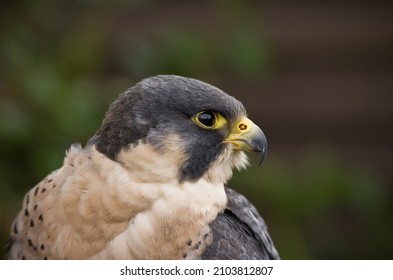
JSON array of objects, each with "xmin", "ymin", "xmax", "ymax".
[{"xmin": 197, "ymin": 111, "xmax": 215, "ymax": 127}]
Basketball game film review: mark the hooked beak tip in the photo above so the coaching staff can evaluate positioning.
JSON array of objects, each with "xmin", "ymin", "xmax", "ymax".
[{"xmin": 258, "ymin": 145, "xmax": 268, "ymax": 166}]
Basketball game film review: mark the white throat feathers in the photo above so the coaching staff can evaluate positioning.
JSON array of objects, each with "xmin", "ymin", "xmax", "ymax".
[{"xmin": 45, "ymin": 142, "xmax": 246, "ymax": 259}]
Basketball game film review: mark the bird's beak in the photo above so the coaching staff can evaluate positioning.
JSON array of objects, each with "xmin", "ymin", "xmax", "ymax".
[{"xmin": 224, "ymin": 117, "xmax": 268, "ymax": 165}]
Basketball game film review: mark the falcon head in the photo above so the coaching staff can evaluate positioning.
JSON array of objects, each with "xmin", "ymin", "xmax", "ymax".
[{"xmin": 89, "ymin": 75, "xmax": 267, "ymax": 184}]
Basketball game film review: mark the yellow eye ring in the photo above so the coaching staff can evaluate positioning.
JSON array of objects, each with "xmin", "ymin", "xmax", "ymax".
[{"xmin": 192, "ymin": 111, "xmax": 227, "ymax": 130}]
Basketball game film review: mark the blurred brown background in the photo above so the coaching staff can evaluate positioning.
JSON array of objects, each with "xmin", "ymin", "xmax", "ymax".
[{"xmin": 1, "ymin": 0, "xmax": 392, "ymax": 259}]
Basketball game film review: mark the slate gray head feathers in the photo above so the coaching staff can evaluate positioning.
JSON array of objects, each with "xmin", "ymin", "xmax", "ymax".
[{"xmin": 90, "ymin": 75, "xmax": 267, "ymax": 183}]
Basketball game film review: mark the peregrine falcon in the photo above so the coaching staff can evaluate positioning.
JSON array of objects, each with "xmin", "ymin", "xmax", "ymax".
[{"xmin": 6, "ymin": 75, "xmax": 279, "ymax": 260}]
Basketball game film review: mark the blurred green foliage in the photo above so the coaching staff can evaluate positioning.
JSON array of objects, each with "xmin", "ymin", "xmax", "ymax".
[{"xmin": 0, "ymin": 0, "xmax": 391, "ymax": 259}]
